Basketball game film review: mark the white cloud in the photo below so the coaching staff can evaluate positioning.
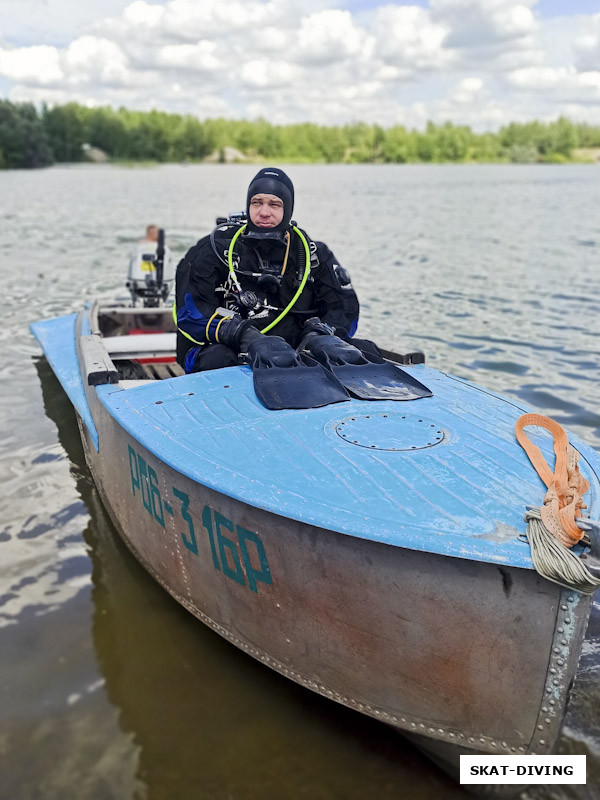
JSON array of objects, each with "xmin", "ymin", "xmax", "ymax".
[
  {"xmin": 450, "ymin": 76, "xmax": 485, "ymax": 104},
  {"xmin": 508, "ymin": 65, "xmax": 600, "ymax": 104},
  {"xmin": 64, "ymin": 37, "xmax": 131, "ymax": 87},
  {"xmin": 370, "ymin": 6, "xmax": 452, "ymax": 71},
  {"xmin": 573, "ymin": 14, "xmax": 600, "ymax": 72},
  {"xmin": 240, "ymin": 58, "xmax": 299, "ymax": 89},
  {"xmin": 432, "ymin": 0, "xmax": 537, "ymax": 46},
  {"xmin": 122, "ymin": 0, "xmax": 165, "ymax": 28},
  {"xmin": 154, "ymin": 41, "xmax": 222, "ymax": 73},
  {"xmin": 296, "ymin": 10, "xmax": 364, "ymax": 64},
  {"xmin": 0, "ymin": 45, "xmax": 63, "ymax": 85},
  {"xmin": 1, "ymin": 0, "xmax": 600, "ymax": 129}
]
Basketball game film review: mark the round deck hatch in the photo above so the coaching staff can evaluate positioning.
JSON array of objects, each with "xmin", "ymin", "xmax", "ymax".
[{"xmin": 335, "ymin": 412, "xmax": 445, "ymax": 451}]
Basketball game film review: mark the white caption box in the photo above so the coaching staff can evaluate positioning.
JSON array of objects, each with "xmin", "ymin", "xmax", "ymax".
[{"xmin": 460, "ymin": 755, "xmax": 586, "ymax": 784}]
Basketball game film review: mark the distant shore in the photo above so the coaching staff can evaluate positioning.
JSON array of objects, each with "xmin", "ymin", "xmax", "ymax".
[{"xmin": 2, "ymin": 99, "xmax": 600, "ymax": 169}]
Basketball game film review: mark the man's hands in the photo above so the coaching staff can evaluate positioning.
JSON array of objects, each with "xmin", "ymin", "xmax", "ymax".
[
  {"xmin": 216, "ymin": 315, "xmax": 262, "ymax": 352},
  {"xmin": 302, "ymin": 317, "xmax": 336, "ymax": 337}
]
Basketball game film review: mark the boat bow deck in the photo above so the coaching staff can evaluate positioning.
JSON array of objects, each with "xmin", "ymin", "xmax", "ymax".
[{"xmin": 97, "ymin": 365, "xmax": 600, "ymax": 570}]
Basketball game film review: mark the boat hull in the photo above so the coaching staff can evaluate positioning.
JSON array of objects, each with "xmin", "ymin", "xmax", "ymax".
[
  {"xmin": 31, "ymin": 306, "xmax": 596, "ymax": 792},
  {"xmin": 75, "ymin": 395, "xmax": 592, "ymax": 778}
]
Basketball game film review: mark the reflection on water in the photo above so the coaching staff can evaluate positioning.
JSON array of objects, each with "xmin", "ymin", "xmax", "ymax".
[{"xmin": 1, "ymin": 164, "xmax": 599, "ymax": 799}]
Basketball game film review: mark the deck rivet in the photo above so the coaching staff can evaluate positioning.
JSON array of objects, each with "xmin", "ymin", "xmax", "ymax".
[
  {"xmin": 419, "ymin": 723, "xmax": 425, "ymax": 728},
  {"xmin": 545, "ymin": 718, "xmax": 551, "ymax": 724},
  {"xmin": 558, "ymin": 627, "xmax": 564, "ymax": 633},
  {"xmin": 549, "ymin": 700, "xmax": 556, "ymax": 706},
  {"xmin": 449, "ymin": 733, "xmax": 455, "ymax": 738},
  {"xmin": 561, "ymin": 604, "xmax": 568, "ymax": 611},
  {"xmin": 539, "ymin": 740, "xmax": 546, "ymax": 746},
  {"xmin": 550, "ymin": 668, "xmax": 557, "ymax": 674},
  {"xmin": 553, "ymin": 680, "xmax": 560, "ymax": 686},
  {"xmin": 553, "ymin": 647, "xmax": 560, "ymax": 654},
  {"xmin": 541, "ymin": 707, "xmax": 548, "ymax": 713},
  {"xmin": 557, "ymin": 659, "xmax": 564, "ymax": 666},
  {"xmin": 564, "ymin": 617, "xmax": 571, "ymax": 624},
  {"xmin": 411, "ymin": 722, "xmax": 417, "ymax": 728},
  {"xmin": 567, "ymin": 596, "xmax": 574, "ymax": 602},
  {"xmin": 538, "ymin": 725, "xmax": 544, "ymax": 731},
  {"xmin": 561, "ymin": 640, "xmax": 567, "ymax": 646}
]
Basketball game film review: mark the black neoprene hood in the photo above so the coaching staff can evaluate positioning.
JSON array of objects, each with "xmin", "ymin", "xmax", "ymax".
[{"xmin": 245, "ymin": 167, "xmax": 294, "ymax": 240}]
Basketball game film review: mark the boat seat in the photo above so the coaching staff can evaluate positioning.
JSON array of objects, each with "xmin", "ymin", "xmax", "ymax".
[
  {"xmin": 104, "ymin": 333, "xmax": 176, "ymax": 359},
  {"xmin": 141, "ymin": 362, "xmax": 184, "ymax": 380}
]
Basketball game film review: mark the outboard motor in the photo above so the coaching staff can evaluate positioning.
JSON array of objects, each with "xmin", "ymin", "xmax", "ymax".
[{"xmin": 126, "ymin": 228, "xmax": 175, "ymax": 307}]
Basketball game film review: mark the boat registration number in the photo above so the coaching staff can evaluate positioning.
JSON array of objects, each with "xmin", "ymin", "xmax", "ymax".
[{"xmin": 127, "ymin": 445, "xmax": 272, "ymax": 593}]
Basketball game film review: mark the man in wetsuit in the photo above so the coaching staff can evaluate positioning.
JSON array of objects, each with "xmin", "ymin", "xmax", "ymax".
[{"xmin": 174, "ymin": 167, "xmax": 359, "ymax": 373}]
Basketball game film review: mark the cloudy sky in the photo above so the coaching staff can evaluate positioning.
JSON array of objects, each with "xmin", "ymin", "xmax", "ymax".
[{"xmin": 0, "ymin": 0, "xmax": 599, "ymax": 130}]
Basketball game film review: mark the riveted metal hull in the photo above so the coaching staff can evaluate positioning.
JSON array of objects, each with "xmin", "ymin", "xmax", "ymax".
[
  {"xmin": 75, "ymin": 392, "xmax": 592, "ymax": 789},
  {"xmin": 30, "ymin": 304, "xmax": 597, "ymax": 795}
]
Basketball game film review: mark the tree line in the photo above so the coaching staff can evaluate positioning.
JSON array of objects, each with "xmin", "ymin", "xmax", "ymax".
[{"xmin": 1, "ymin": 99, "xmax": 600, "ymax": 170}]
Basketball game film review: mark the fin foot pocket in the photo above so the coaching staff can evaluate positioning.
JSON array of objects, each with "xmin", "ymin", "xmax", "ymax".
[
  {"xmin": 247, "ymin": 336, "xmax": 349, "ymax": 410},
  {"xmin": 300, "ymin": 335, "xmax": 432, "ymax": 401}
]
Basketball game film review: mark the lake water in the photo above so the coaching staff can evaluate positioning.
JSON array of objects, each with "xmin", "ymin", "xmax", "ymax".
[{"xmin": 1, "ymin": 164, "xmax": 599, "ymax": 800}]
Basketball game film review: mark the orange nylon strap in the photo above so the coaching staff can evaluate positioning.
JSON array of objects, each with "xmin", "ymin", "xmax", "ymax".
[{"xmin": 515, "ymin": 413, "xmax": 589, "ymax": 547}]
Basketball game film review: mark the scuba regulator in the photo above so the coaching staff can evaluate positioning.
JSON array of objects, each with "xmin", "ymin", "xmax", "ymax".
[{"xmin": 210, "ymin": 212, "xmax": 313, "ymax": 334}]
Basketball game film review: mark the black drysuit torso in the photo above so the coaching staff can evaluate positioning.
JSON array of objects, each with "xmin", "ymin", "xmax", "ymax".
[{"xmin": 175, "ymin": 224, "xmax": 356, "ymax": 371}]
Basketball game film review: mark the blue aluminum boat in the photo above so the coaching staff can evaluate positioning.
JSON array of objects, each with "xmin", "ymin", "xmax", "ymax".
[{"xmin": 31, "ymin": 295, "xmax": 600, "ymax": 794}]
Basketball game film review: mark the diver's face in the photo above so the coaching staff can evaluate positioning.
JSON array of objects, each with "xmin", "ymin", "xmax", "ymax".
[{"xmin": 249, "ymin": 193, "xmax": 284, "ymax": 228}]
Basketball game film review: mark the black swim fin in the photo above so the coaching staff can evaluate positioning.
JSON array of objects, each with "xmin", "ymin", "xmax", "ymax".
[
  {"xmin": 246, "ymin": 336, "xmax": 350, "ymax": 410},
  {"xmin": 300, "ymin": 335, "xmax": 433, "ymax": 401}
]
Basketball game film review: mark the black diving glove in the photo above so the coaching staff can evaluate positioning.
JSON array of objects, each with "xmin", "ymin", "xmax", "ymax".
[
  {"xmin": 303, "ymin": 317, "xmax": 356, "ymax": 345},
  {"xmin": 300, "ymin": 317, "xmax": 383, "ymax": 361},
  {"xmin": 302, "ymin": 317, "xmax": 336, "ymax": 338},
  {"xmin": 217, "ymin": 315, "xmax": 263, "ymax": 353}
]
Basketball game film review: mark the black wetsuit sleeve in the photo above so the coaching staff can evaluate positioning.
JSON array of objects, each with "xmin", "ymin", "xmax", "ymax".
[
  {"xmin": 311, "ymin": 241, "xmax": 349, "ymax": 331},
  {"xmin": 175, "ymin": 236, "xmax": 229, "ymax": 344}
]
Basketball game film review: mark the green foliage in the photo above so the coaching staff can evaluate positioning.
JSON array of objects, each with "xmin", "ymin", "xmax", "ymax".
[
  {"xmin": 497, "ymin": 117, "xmax": 579, "ymax": 162},
  {"xmin": 506, "ymin": 143, "xmax": 539, "ymax": 163},
  {"xmin": 0, "ymin": 100, "xmax": 598, "ymax": 169},
  {"xmin": 43, "ymin": 103, "xmax": 85, "ymax": 161},
  {"xmin": 82, "ymin": 106, "xmax": 129, "ymax": 158},
  {"xmin": 0, "ymin": 100, "xmax": 53, "ymax": 168},
  {"xmin": 576, "ymin": 123, "xmax": 600, "ymax": 148}
]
